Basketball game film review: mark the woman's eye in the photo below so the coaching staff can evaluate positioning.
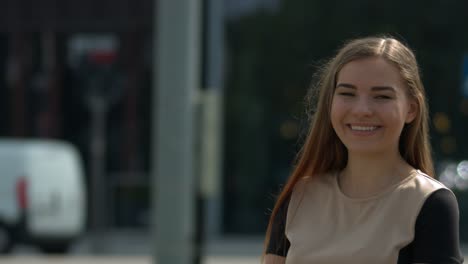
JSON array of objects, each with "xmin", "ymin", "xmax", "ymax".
[
  {"xmin": 338, "ymin": 92, "xmax": 354, "ymax": 96},
  {"xmin": 376, "ymin": 95, "xmax": 392, "ymax": 99}
]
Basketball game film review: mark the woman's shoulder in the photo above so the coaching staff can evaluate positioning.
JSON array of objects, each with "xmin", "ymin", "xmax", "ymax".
[
  {"xmin": 392, "ymin": 170, "xmax": 455, "ymax": 213},
  {"xmin": 412, "ymin": 170, "xmax": 459, "ymax": 214},
  {"xmin": 288, "ymin": 172, "xmax": 337, "ymax": 209},
  {"xmin": 293, "ymin": 171, "xmax": 337, "ymax": 189},
  {"xmin": 402, "ymin": 170, "xmax": 452, "ymax": 196}
]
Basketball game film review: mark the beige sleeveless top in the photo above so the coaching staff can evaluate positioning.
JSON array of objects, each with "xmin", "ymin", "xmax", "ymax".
[{"xmin": 285, "ymin": 170, "xmax": 448, "ymax": 264}]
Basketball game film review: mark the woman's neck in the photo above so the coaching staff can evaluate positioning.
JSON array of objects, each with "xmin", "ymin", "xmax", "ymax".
[{"xmin": 338, "ymin": 152, "xmax": 415, "ymax": 198}]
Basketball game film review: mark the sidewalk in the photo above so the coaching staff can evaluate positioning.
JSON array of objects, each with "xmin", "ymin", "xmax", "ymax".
[
  {"xmin": 69, "ymin": 230, "xmax": 264, "ymax": 257},
  {"xmin": 11, "ymin": 229, "xmax": 468, "ymax": 263},
  {"xmin": 0, "ymin": 256, "xmax": 259, "ymax": 264},
  {"xmin": 12, "ymin": 230, "xmax": 263, "ymax": 263}
]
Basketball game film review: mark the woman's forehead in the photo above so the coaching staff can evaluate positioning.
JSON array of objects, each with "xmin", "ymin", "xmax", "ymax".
[{"xmin": 336, "ymin": 57, "xmax": 406, "ymax": 90}]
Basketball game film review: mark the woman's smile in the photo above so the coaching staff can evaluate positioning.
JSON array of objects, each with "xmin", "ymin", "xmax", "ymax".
[
  {"xmin": 347, "ymin": 124, "xmax": 381, "ymax": 134},
  {"xmin": 331, "ymin": 57, "xmax": 417, "ymax": 155}
]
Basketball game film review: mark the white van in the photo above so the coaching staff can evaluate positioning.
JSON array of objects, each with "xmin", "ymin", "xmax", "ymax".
[{"xmin": 0, "ymin": 139, "xmax": 86, "ymax": 253}]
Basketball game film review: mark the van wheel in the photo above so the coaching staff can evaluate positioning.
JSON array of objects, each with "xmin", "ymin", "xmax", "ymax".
[
  {"xmin": 0, "ymin": 225, "xmax": 13, "ymax": 254},
  {"xmin": 40, "ymin": 244, "xmax": 70, "ymax": 254}
]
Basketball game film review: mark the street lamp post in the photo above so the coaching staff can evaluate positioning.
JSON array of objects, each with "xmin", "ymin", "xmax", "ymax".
[{"xmin": 152, "ymin": 1, "xmax": 202, "ymax": 264}]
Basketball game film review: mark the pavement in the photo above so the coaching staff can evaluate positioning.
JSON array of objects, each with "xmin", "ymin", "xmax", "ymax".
[
  {"xmin": 3, "ymin": 230, "xmax": 468, "ymax": 263},
  {"xmin": 0, "ymin": 257, "xmax": 259, "ymax": 264},
  {"xmin": 5, "ymin": 230, "xmax": 262, "ymax": 264}
]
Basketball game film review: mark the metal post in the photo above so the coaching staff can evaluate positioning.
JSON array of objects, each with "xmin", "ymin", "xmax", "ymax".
[
  {"xmin": 88, "ymin": 91, "xmax": 108, "ymax": 253},
  {"xmin": 152, "ymin": 0, "xmax": 201, "ymax": 263},
  {"xmin": 200, "ymin": 0, "xmax": 224, "ymax": 240}
]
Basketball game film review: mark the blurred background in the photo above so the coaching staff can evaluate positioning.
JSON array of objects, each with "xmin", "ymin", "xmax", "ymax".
[{"xmin": 1, "ymin": 0, "xmax": 468, "ymax": 263}]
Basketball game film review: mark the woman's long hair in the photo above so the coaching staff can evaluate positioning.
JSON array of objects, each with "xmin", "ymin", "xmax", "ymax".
[{"xmin": 263, "ymin": 35, "xmax": 434, "ymax": 257}]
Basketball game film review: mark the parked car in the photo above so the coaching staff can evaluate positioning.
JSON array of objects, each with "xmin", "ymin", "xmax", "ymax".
[{"xmin": 0, "ymin": 139, "xmax": 86, "ymax": 253}]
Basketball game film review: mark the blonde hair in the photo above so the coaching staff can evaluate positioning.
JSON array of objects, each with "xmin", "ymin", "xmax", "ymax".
[{"xmin": 263, "ymin": 35, "xmax": 433, "ymax": 257}]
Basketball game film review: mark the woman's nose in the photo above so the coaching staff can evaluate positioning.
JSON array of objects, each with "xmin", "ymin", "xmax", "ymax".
[{"xmin": 352, "ymin": 98, "xmax": 373, "ymax": 116}]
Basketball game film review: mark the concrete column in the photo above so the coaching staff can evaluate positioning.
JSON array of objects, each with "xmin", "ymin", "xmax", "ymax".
[{"xmin": 152, "ymin": 0, "xmax": 202, "ymax": 263}]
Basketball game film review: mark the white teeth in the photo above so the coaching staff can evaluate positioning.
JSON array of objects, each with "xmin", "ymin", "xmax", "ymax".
[{"xmin": 350, "ymin": 125, "xmax": 377, "ymax": 131}]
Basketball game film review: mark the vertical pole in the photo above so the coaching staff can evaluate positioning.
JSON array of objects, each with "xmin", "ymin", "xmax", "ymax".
[
  {"xmin": 152, "ymin": 0, "xmax": 201, "ymax": 263},
  {"xmin": 7, "ymin": 33, "xmax": 30, "ymax": 137},
  {"xmin": 39, "ymin": 31, "xmax": 62, "ymax": 138},
  {"xmin": 89, "ymin": 95, "xmax": 107, "ymax": 252},
  {"xmin": 201, "ymin": 0, "xmax": 224, "ymax": 240}
]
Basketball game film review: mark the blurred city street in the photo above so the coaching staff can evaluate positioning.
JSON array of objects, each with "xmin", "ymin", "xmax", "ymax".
[
  {"xmin": 0, "ymin": 257, "xmax": 259, "ymax": 264},
  {"xmin": 2, "ymin": 230, "xmax": 468, "ymax": 263},
  {"xmin": 2, "ymin": 230, "xmax": 262, "ymax": 264},
  {"xmin": 0, "ymin": 230, "xmax": 468, "ymax": 264},
  {"xmin": 2, "ymin": 1, "xmax": 468, "ymax": 264}
]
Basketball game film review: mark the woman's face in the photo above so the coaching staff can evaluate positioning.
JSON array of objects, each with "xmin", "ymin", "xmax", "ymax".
[{"xmin": 330, "ymin": 57, "xmax": 416, "ymax": 157}]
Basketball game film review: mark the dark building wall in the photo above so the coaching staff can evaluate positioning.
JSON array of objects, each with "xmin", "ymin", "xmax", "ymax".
[
  {"xmin": 0, "ymin": 0, "xmax": 155, "ymax": 227},
  {"xmin": 1, "ymin": 0, "xmax": 153, "ymax": 32}
]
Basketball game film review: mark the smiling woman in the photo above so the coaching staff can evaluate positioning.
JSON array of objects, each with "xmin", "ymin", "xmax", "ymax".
[
  {"xmin": 262, "ymin": 36, "xmax": 464, "ymax": 264},
  {"xmin": 331, "ymin": 57, "xmax": 417, "ymax": 159}
]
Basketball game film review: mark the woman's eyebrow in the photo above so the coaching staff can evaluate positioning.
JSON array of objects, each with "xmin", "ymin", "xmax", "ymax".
[
  {"xmin": 336, "ymin": 83, "xmax": 396, "ymax": 93},
  {"xmin": 371, "ymin": 86, "xmax": 396, "ymax": 93},
  {"xmin": 335, "ymin": 83, "xmax": 356, "ymax": 89}
]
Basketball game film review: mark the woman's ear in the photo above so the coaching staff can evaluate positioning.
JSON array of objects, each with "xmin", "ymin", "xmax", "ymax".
[{"xmin": 405, "ymin": 99, "xmax": 418, "ymax": 124}]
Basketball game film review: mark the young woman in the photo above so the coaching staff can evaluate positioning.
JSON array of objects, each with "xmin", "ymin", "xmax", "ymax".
[{"xmin": 263, "ymin": 36, "xmax": 464, "ymax": 264}]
